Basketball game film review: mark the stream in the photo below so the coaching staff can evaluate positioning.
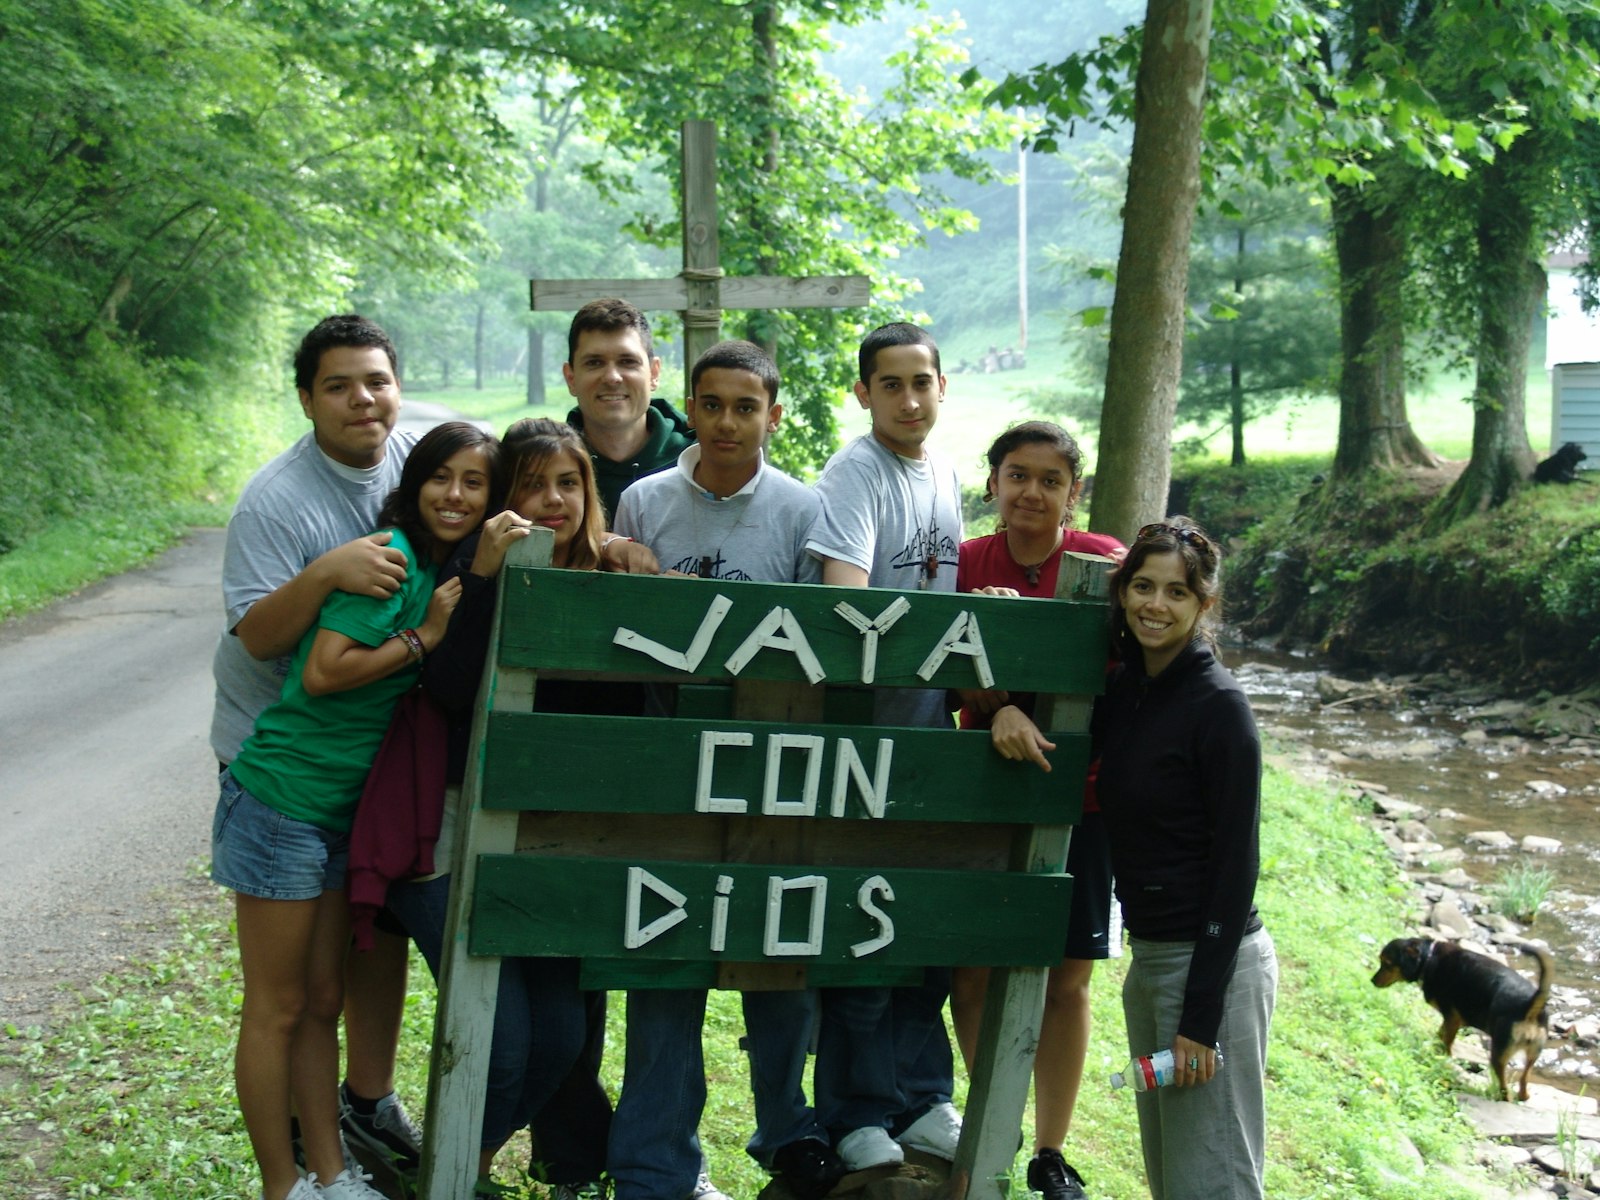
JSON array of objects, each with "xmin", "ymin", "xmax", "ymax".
[{"xmin": 1229, "ymin": 644, "xmax": 1600, "ymax": 1092}]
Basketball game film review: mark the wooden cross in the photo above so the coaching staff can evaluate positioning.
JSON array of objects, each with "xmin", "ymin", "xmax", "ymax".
[{"xmin": 529, "ymin": 119, "xmax": 870, "ymax": 375}]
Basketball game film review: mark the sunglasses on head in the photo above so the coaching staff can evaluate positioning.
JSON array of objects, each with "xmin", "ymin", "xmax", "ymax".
[{"xmin": 1136, "ymin": 522, "xmax": 1212, "ymax": 550}]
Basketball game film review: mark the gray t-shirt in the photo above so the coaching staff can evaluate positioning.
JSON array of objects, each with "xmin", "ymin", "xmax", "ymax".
[
  {"xmin": 209, "ymin": 429, "xmax": 416, "ymax": 762},
  {"xmin": 806, "ymin": 434, "xmax": 962, "ymax": 726},
  {"xmin": 614, "ymin": 446, "xmax": 822, "ymax": 584}
]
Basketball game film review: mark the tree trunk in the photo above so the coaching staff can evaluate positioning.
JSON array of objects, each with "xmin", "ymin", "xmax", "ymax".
[
  {"xmin": 1229, "ymin": 223, "xmax": 1245, "ymax": 467},
  {"xmin": 742, "ymin": 0, "xmax": 781, "ymax": 359},
  {"xmin": 1430, "ymin": 139, "xmax": 1543, "ymax": 527},
  {"xmin": 474, "ymin": 302, "xmax": 485, "ymax": 390},
  {"xmin": 1329, "ymin": 180, "xmax": 1437, "ymax": 478},
  {"xmin": 1089, "ymin": 0, "xmax": 1214, "ymax": 544},
  {"xmin": 528, "ymin": 160, "xmax": 552, "ymax": 407},
  {"xmin": 527, "ymin": 326, "xmax": 545, "ymax": 407},
  {"xmin": 1229, "ymin": 360, "xmax": 1245, "ymax": 467}
]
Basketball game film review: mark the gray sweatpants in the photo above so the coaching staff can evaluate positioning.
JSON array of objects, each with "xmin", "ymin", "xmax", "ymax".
[{"xmin": 1122, "ymin": 929, "xmax": 1278, "ymax": 1200}]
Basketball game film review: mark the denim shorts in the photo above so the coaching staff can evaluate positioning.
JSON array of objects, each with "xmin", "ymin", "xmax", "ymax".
[{"xmin": 211, "ymin": 769, "xmax": 349, "ymax": 900}]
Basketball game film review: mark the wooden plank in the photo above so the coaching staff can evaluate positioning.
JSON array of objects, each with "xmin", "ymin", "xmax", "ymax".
[
  {"xmin": 527, "ymin": 274, "xmax": 868, "ymax": 316},
  {"xmin": 575, "ymin": 958, "xmax": 925, "ymax": 991},
  {"xmin": 481, "ymin": 712, "xmax": 1088, "ymax": 825},
  {"xmin": 529, "ymin": 277, "xmax": 690, "ymax": 312},
  {"xmin": 470, "ymin": 856, "xmax": 1072, "ymax": 967},
  {"xmin": 682, "ymin": 118, "xmax": 721, "ymax": 370},
  {"xmin": 418, "ymin": 529, "xmax": 553, "ymax": 1200},
  {"xmin": 511, "ymin": 811, "xmax": 1021, "ymax": 872},
  {"xmin": 497, "ymin": 569, "xmax": 1112, "ymax": 696},
  {"xmin": 718, "ymin": 275, "xmax": 871, "ymax": 309},
  {"xmin": 948, "ymin": 965, "xmax": 1048, "ymax": 1200}
]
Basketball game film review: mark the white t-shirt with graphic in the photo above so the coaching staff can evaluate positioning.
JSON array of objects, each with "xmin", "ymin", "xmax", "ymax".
[
  {"xmin": 614, "ymin": 445, "xmax": 822, "ymax": 584},
  {"xmin": 806, "ymin": 434, "xmax": 963, "ymax": 726}
]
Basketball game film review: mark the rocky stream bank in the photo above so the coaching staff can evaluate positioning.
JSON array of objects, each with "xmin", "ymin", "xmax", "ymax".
[{"xmin": 1241, "ymin": 655, "xmax": 1600, "ymax": 1197}]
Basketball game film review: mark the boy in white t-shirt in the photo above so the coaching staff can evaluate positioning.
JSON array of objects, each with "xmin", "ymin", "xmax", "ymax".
[{"xmin": 804, "ymin": 322, "xmax": 964, "ymax": 1170}]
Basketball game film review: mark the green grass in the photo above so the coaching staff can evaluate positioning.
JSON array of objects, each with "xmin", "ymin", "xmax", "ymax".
[
  {"xmin": 0, "ymin": 764, "xmax": 1523, "ymax": 1199},
  {"xmin": 1491, "ymin": 862, "xmax": 1557, "ymax": 923},
  {"xmin": 0, "ymin": 498, "xmax": 232, "ymax": 623}
]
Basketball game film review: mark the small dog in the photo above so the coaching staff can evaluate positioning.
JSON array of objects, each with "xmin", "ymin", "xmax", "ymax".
[
  {"xmin": 1371, "ymin": 937, "xmax": 1552, "ymax": 1101},
  {"xmin": 1533, "ymin": 440, "xmax": 1589, "ymax": 483}
]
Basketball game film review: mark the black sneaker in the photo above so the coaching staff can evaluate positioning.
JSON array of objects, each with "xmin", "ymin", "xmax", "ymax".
[
  {"xmin": 1027, "ymin": 1148, "xmax": 1088, "ymax": 1200},
  {"xmin": 772, "ymin": 1138, "xmax": 850, "ymax": 1200},
  {"xmin": 339, "ymin": 1083, "xmax": 423, "ymax": 1173}
]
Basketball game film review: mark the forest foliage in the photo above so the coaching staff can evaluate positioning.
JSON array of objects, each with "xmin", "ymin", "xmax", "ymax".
[
  {"xmin": 5, "ymin": 0, "xmax": 1600, "ymax": 569},
  {"xmin": 0, "ymin": 0, "xmax": 1036, "ymax": 549}
]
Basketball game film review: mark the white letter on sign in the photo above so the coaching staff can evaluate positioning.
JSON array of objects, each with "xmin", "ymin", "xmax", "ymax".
[
  {"xmin": 614, "ymin": 593, "xmax": 733, "ymax": 673},
  {"xmin": 725, "ymin": 606, "xmax": 826, "ymax": 683},
  {"xmin": 710, "ymin": 874, "xmax": 734, "ymax": 953},
  {"xmin": 915, "ymin": 611, "xmax": 995, "ymax": 688},
  {"xmin": 696, "ymin": 731, "xmax": 753, "ymax": 813},
  {"xmin": 763, "ymin": 874, "xmax": 828, "ymax": 956},
  {"xmin": 850, "ymin": 875, "xmax": 896, "ymax": 958},
  {"xmin": 830, "ymin": 737, "xmax": 894, "ymax": 819},
  {"xmin": 763, "ymin": 734, "xmax": 826, "ymax": 816},
  {"xmin": 624, "ymin": 867, "xmax": 688, "ymax": 949},
  {"xmin": 833, "ymin": 597, "xmax": 911, "ymax": 684}
]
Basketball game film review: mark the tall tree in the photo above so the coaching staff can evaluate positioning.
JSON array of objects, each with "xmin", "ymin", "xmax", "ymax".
[
  {"xmin": 1087, "ymin": 0, "xmax": 1214, "ymax": 541},
  {"xmin": 1184, "ymin": 183, "xmax": 1336, "ymax": 466},
  {"xmin": 1319, "ymin": 2, "xmax": 1439, "ymax": 478},
  {"xmin": 1422, "ymin": 2, "xmax": 1600, "ymax": 522},
  {"xmin": 989, "ymin": 0, "xmax": 1530, "ymax": 489}
]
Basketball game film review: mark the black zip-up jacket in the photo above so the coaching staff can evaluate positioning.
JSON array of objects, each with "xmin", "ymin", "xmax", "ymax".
[{"xmin": 1093, "ymin": 640, "xmax": 1263, "ymax": 1045}]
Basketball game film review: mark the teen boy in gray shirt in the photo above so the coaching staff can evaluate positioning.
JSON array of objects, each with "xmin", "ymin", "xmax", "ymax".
[
  {"xmin": 804, "ymin": 322, "xmax": 963, "ymax": 1172},
  {"xmin": 209, "ymin": 314, "xmax": 424, "ymax": 1172},
  {"xmin": 610, "ymin": 340, "xmax": 843, "ymax": 1200}
]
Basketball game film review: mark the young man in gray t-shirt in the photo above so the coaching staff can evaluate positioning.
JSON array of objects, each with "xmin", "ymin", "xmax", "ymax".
[
  {"xmin": 610, "ymin": 341, "xmax": 843, "ymax": 1200},
  {"xmin": 805, "ymin": 322, "xmax": 964, "ymax": 1173}
]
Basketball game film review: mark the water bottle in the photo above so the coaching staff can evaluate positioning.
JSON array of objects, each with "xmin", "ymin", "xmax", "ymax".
[{"xmin": 1110, "ymin": 1046, "xmax": 1223, "ymax": 1091}]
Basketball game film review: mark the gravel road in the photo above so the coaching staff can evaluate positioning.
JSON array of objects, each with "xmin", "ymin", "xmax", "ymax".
[{"xmin": 0, "ymin": 529, "xmax": 225, "ymax": 1031}]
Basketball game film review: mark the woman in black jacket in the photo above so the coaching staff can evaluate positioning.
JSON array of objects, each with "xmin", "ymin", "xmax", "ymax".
[{"xmin": 991, "ymin": 518, "xmax": 1277, "ymax": 1200}]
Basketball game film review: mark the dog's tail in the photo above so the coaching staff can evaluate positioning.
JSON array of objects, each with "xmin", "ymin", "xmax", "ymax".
[{"xmin": 1517, "ymin": 941, "xmax": 1555, "ymax": 1022}]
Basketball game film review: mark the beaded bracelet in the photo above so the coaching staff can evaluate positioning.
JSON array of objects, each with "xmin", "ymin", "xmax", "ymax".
[{"xmin": 396, "ymin": 627, "xmax": 425, "ymax": 665}]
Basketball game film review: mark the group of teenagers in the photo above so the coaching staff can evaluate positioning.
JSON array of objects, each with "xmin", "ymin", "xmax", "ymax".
[{"xmin": 208, "ymin": 299, "xmax": 1279, "ymax": 1200}]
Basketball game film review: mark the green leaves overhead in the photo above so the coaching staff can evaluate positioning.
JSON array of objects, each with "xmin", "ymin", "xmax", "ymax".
[
  {"xmin": 0, "ymin": 0, "xmax": 522, "ymax": 354},
  {"xmin": 523, "ymin": 0, "xmax": 1019, "ymax": 468}
]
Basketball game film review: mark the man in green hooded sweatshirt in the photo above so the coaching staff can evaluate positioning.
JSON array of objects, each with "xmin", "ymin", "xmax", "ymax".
[{"xmin": 562, "ymin": 297, "xmax": 695, "ymax": 522}]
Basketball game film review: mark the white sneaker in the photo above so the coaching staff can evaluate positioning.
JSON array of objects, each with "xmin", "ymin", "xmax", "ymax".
[
  {"xmin": 836, "ymin": 1126, "xmax": 905, "ymax": 1170},
  {"xmin": 686, "ymin": 1171, "xmax": 728, "ymax": 1200},
  {"xmin": 895, "ymin": 1101, "xmax": 962, "ymax": 1160},
  {"xmin": 317, "ymin": 1167, "xmax": 387, "ymax": 1200},
  {"xmin": 271, "ymin": 1176, "xmax": 320, "ymax": 1200}
]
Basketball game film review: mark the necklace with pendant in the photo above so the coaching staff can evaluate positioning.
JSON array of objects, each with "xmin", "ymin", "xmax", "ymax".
[
  {"xmin": 692, "ymin": 488, "xmax": 746, "ymax": 579},
  {"xmin": 1008, "ymin": 529, "xmax": 1063, "ymax": 588}
]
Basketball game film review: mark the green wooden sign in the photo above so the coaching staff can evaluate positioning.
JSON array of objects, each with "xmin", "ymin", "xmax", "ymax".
[
  {"xmin": 471, "ymin": 858, "xmax": 1073, "ymax": 967},
  {"xmin": 422, "ymin": 527, "xmax": 1118, "ymax": 1200},
  {"xmin": 480, "ymin": 712, "xmax": 1089, "ymax": 825},
  {"xmin": 495, "ymin": 568, "xmax": 1111, "ymax": 694}
]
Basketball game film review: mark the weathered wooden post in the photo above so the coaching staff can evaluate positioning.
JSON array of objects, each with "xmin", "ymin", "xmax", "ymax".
[
  {"xmin": 530, "ymin": 119, "xmax": 870, "ymax": 387},
  {"xmin": 418, "ymin": 533, "xmax": 1115, "ymax": 1200}
]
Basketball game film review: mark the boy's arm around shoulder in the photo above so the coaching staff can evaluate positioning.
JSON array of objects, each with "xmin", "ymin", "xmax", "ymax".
[{"xmin": 230, "ymin": 508, "xmax": 409, "ymax": 659}]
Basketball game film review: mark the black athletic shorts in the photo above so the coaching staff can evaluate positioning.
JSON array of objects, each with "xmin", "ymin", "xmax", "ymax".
[{"xmin": 1063, "ymin": 809, "xmax": 1115, "ymax": 960}]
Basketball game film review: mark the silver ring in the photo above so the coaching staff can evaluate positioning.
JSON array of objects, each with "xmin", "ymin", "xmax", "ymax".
[{"xmin": 1188, "ymin": 1057, "xmax": 1199, "ymax": 1070}]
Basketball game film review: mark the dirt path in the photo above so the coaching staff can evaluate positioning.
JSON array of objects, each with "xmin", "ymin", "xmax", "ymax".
[{"xmin": 0, "ymin": 529, "xmax": 224, "ymax": 1032}]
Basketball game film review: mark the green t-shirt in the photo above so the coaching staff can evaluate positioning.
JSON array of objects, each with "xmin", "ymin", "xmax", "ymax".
[{"xmin": 229, "ymin": 528, "xmax": 436, "ymax": 832}]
